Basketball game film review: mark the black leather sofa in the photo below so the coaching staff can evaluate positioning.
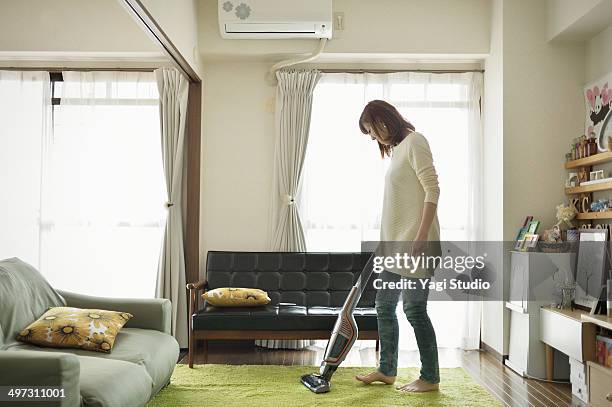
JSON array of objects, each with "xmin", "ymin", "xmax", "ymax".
[{"xmin": 187, "ymin": 251, "xmax": 379, "ymax": 366}]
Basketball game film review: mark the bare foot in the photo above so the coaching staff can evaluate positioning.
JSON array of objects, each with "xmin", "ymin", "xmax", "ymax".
[
  {"xmin": 396, "ymin": 378, "xmax": 439, "ymax": 393},
  {"xmin": 355, "ymin": 371, "xmax": 396, "ymax": 385}
]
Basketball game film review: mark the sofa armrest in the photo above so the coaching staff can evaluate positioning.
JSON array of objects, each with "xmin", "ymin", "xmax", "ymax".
[
  {"xmin": 0, "ymin": 350, "xmax": 80, "ymax": 407},
  {"xmin": 57, "ymin": 290, "xmax": 171, "ymax": 335},
  {"xmin": 186, "ymin": 279, "xmax": 207, "ymax": 321}
]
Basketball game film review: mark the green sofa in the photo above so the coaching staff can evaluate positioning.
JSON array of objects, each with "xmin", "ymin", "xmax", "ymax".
[{"xmin": 0, "ymin": 258, "xmax": 179, "ymax": 407}]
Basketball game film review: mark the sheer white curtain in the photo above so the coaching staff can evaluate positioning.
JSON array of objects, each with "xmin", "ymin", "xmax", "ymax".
[
  {"xmin": 154, "ymin": 68, "xmax": 189, "ymax": 348},
  {"xmin": 39, "ymin": 71, "xmax": 166, "ymax": 298},
  {"xmin": 0, "ymin": 71, "xmax": 50, "ymax": 266},
  {"xmin": 301, "ymin": 71, "xmax": 484, "ymax": 350}
]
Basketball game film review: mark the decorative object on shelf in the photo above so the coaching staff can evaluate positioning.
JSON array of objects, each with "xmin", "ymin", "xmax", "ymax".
[
  {"xmin": 581, "ymin": 195, "xmax": 590, "ymax": 213},
  {"xmin": 565, "ymin": 152, "xmax": 572, "ymax": 162},
  {"xmin": 583, "ymin": 72, "xmax": 612, "ymax": 152},
  {"xmin": 578, "ymin": 166, "xmax": 589, "ymax": 184},
  {"xmin": 527, "ymin": 220, "xmax": 540, "ymax": 234},
  {"xmin": 580, "ymin": 135, "xmax": 587, "ymax": 158},
  {"xmin": 540, "ymin": 204, "xmax": 578, "ymax": 252},
  {"xmin": 539, "ymin": 240, "xmax": 571, "ymax": 253},
  {"xmin": 566, "ymin": 229, "xmax": 579, "ymax": 242},
  {"xmin": 575, "ymin": 229, "xmax": 609, "ymax": 312},
  {"xmin": 558, "ymin": 280, "xmax": 576, "ymax": 310},
  {"xmin": 542, "ymin": 225, "xmax": 562, "ymax": 243},
  {"xmin": 587, "ymin": 135, "xmax": 598, "ymax": 156},
  {"xmin": 514, "ymin": 216, "xmax": 533, "ymax": 249},
  {"xmin": 590, "ymin": 169, "xmax": 605, "ymax": 181},
  {"xmin": 522, "ymin": 234, "xmax": 539, "ymax": 252},
  {"xmin": 570, "ymin": 197, "xmax": 580, "ymax": 212},
  {"xmin": 577, "ymin": 175, "xmax": 612, "ymax": 186},
  {"xmin": 566, "ymin": 172, "xmax": 579, "ymax": 188},
  {"xmin": 556, "ymin": 203, "xmax": 577, "ymax": 228},
  {"xmin": 590, "ymin": 199, "xmax": 609, "ymax": 212}
]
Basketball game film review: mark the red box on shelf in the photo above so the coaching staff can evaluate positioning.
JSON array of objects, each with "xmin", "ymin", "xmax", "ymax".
[{"xmin": 596, "ymin": 335, "xmax": 612, "ymax": 368}]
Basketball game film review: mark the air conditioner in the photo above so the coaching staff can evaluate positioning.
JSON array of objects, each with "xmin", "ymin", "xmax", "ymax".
[{"xmin": 218, "ymin": 0, "xmax": 332, "ymax": 39}]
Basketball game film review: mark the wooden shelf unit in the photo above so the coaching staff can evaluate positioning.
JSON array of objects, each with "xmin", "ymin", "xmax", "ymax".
[
  {"xmin": 575, "ymin": 211, "xmax": 612, "ymax": 220},
  {"xmin": 581, "ymin": 313, "xmax": 612, "ymax": 330},
  {"xmin": 565, "ymin": 181, "xmax": 612, "ymax": 194},
  {"xmin": 565, "ymin": 151, "xmax": 612, "ymax": 169}
]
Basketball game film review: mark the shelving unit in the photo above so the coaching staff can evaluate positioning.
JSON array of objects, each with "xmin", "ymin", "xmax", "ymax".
[
  {"xmin": 565, "ymin": 153, "xmax": 612, "ymax": 229},
  {"xmin": 565, "ymin": 181, "xmax": 612, "ymax": 194},
  {"xmin": 575, "ymin": 211, "xmax": 612, "ymax": 220},
  {"xmin": 565, "ymin": 151, "xmax": 612, "ymax": 169},
  {"xmin": 581, "ymin": 313, "xmax": 612, "ymax": 330}
]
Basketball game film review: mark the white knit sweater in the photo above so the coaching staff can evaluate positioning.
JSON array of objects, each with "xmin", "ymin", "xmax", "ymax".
[{"xmin": 380, "ymin": 131, "xmax": 441, "ymax": 278}]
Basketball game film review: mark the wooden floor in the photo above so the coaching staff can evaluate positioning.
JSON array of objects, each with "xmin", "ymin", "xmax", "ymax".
[{"xmin": 179, "ymin": 341, "xmax": 584, "ymax": 407}]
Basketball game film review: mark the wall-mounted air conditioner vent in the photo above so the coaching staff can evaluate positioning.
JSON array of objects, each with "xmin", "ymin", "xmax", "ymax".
[{"xmin": 218, "ymin": 0, "xmax": 332, "ymax": 39}]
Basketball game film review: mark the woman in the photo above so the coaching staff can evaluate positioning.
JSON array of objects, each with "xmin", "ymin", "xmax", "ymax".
[{"xmin": 355, "ymin": 100, "xmax": 441, "ymax": 393}]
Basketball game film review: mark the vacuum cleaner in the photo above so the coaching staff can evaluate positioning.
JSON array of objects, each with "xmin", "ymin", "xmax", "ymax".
[{"xmin": 300, "ymin": 254, "xmax": 376, "ymax": 393}]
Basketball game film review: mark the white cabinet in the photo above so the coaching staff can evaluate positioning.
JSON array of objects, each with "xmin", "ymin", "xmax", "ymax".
[{"xmin": 505, "ymin": 251, "xmax": 574, "ymax": 379}]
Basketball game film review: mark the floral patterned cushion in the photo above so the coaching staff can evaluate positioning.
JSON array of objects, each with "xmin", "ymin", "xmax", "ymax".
[
  {"xmin": 16, "ymin": 307, "xmax": 133, "ymax": 353},
  {"xmin": 202, "ymin": 287, "xmax": 271, "ymax": 307}
]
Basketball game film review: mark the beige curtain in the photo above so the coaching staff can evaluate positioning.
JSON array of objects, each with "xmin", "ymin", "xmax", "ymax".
[
  {"xmin": 268, "ymin": 69, "xmax": 321, "ymax": 251},
  {"xmin": 155, "ymin": 68, "xmax": 189, "ymax": 348},
  {"xmin": 260, "ymin": 69, "xmax": 321, "ymax": 349}
]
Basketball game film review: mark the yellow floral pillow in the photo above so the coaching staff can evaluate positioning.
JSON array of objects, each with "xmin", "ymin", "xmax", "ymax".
[
  {"xmin": 203, "ymin": 287, "xmax": 270, "ymax": 307},
  {"xmin": 16, "ymin": 307, "xmax": 133, "ymax": 353}
]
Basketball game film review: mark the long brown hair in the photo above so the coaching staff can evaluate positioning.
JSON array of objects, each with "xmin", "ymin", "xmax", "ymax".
[{"xmin": 359, "ymin": 100, "xmax": 415, "ymax": 158}]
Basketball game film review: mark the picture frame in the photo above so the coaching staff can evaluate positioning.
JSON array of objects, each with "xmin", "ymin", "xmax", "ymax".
[
  {"xmin": 574, "ymin": 229, "xmax": 608, "ymax": 312},
  {"xmin": 522, "ymin": 234, "xmax": 539, "ymax": 251},
  {"xmin": 584, "ymin": 72, "xmax": 612, "ymax": 151},
  {"xmin": 515, "ymin": 216, "xmax": 533, "ymax": 242},
  {"xmin": 527, "ymin": 220, "xmax": 540, "ymax": 234},
  {"xmin": 514, "ymin": 237, "xmax": 526, "ymax": 251}
]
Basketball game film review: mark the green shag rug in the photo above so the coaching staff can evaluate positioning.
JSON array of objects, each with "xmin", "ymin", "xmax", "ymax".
[{"xmin": 148, "ymin": 365, "xmax": 502, "ymax": 407}]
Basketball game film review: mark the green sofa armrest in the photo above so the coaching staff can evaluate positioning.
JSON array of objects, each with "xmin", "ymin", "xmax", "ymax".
[
  {"xmin": 0, "ymin": 350, "xmax": 80, "ymax": 407},
  {"xmin": 57, "ymin": 290, "xmax": 172, "ymax": 335}
]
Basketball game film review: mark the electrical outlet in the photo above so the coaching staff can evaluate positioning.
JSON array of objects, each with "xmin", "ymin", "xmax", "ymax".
[{"xmin": 334, "ymin": 12, "xmax": 345, "ymax": 31}]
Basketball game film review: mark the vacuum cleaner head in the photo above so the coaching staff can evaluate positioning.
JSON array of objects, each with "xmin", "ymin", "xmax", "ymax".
[
  {"xmin": 300, "ymin": 253, "xmax": 376, "ymax": 394},
  {"xmin": 300, "ymin": 373, "xmax": 331, "ymax": 393}
]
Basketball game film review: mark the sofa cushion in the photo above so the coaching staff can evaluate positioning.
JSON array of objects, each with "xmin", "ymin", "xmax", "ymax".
[
  {"xmin": 203, "ymin": 287, "xmax": 271, "ymax": 307},
  {"xmin": 16, "ymin": 306, "xmax": 132, "ymax": 353},
  {"xmin": 193, "ymin": 304, "xmax": 378, "ymax": 331},
  {"xmin": 77, "ymin": 354, "xmax": 152, "ymax": 407},
  {"xmin": 0, "ymin": 258, "xmax": 65, "ymax": 348},
  {"xmin": 8, "ymin": 328, "xmax": 179, "ymax": 395}
]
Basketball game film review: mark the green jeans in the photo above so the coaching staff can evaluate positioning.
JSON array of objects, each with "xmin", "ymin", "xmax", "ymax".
[{"xmin": 375, "ymin": 271, "xmax": 440, "ymax": 384}]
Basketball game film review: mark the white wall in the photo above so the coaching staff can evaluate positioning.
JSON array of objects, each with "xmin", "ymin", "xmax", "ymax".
[
  {"xmin": 478, "ymin": 0, "xmax": 587, "ymax": 357},
  {"xmin": 200, "ymin": 62, "xmax": 275, "ymax": 261},
  {"xmin": 0, "ymin": 0, "xmax": 158, "ymax": 54},
  {"xmin": 198, "ymin": 0, "xmax": 493, "ymax": 260},
  {"xmin": 503, "ymin": 0, "xmax": 584, "ymax": 242},
  {"xmin": 199, "ymin": 0, "xmax": 491, "ymax": 60},
  {"xmin": 139, "ymin": 0, "xmax": 202, "ymax": 76},
  {"xmin": 547, "ymin": 0, "xmax": 612, "ymax": 43},
  {"xmin": 585, "ymin": 24, "xmax": 612, "ymax": 83},
  {"xmin": 481, "ymin": 0, "xmax": 505, "ymax": 356},
  {"xmin": 546, "ymin": 0, "xmax": 601, "ymax": 41}
]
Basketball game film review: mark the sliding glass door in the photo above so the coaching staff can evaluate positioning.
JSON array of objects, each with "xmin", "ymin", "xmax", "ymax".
[{"xmin": 1, "ymin": 70, "xmax": 165, "ymax": 298}]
